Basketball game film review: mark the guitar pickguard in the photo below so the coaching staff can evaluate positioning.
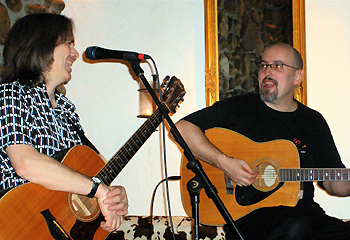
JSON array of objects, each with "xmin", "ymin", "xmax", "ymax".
[
  {"xmin": 70, "ymin": 214, "xmax": 104, "ymax": 240},
  {"xmin": 235, "ymin": 182, "xmax": 284, "ymax": 206}
]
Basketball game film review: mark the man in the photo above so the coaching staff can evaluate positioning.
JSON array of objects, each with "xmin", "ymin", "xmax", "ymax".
[
  {"xmin": 0, "ymin": 13, "xmax": 128, "ymax": 233},
  {"xmin": 174, "ymin": 43, "xmax": 350, "ymax": 239}
]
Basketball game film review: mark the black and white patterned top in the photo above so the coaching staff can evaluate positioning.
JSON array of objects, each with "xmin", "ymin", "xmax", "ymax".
[{"xmin": 0, "ymin": 81, "xmax": 83, "ymax": 190}]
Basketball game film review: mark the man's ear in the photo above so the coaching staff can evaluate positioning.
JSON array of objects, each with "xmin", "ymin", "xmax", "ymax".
[{"xmin": 294, "ymin": 69, "xmax": 303, "ymax": 86}]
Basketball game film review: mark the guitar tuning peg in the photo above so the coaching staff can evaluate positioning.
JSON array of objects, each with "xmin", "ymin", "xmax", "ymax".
[{"xmin": 163, "ymin": 75, "xmax": 170, "ymax": 82}]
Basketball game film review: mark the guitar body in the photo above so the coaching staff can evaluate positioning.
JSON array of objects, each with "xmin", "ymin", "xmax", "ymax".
[
  {"xmin": 181, "ymin": 128, "xmax": 301, "ymax": 226},
  {"xmin": 0, "ymin": 145, "xmax": 109, "ymax": 240}
]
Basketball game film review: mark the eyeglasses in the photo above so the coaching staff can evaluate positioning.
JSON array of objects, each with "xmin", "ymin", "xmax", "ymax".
[{"xmin": 258, "ymin": 63, "xmax": 300, "ymax": 72}]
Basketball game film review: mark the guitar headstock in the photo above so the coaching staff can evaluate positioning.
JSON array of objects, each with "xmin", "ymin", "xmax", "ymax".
[{"xmin": 161, "ymin": 76, "xmax": 186, "ymax": 114}]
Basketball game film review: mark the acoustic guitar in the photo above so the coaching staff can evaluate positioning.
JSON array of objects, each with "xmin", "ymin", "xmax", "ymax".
[
  {"xmin": 181, "ymin": 127, "xmax": 350, "ymax": 226},
  {"xmin": 0, "ymin": 76, "xmax": 185, "ymax": 240}
]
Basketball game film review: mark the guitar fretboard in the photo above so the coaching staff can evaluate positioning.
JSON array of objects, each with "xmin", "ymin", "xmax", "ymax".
[
  {"xmin": 278, "ymin": 168, "xmax": 350, "ymax": 182},
  {"xmin": 96, "ymin": 106, "xmax": 166, "ymax": 185}
]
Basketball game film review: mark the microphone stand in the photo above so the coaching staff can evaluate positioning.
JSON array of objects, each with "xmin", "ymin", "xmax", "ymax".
[{"xmin": 129, "ymin": 60, "xmax": 245, "ymax": 240}]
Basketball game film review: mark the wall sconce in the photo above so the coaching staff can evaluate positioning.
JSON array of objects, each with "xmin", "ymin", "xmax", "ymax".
[{"xmin": 137, "ymin": 80, "xmax": 159, "ymax": 118}]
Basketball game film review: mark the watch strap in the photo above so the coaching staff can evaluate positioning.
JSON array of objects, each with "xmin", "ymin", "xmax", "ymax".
[{"xmin": 87, "ymin": 178, "xmax": 100, "ymax": 198}]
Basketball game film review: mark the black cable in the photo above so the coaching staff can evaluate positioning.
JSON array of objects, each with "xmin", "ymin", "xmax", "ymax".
[
  {"xmin": 147, "ymin": 57, "xmax": 180, "ymax": 240},
  {"xmin": 149, "ymin": 176, "xmax": 181, "ymax": 240}
]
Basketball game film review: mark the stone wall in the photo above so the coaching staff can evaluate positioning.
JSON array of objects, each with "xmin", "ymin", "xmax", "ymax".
[
  {"xmin": 0, "ymin": 0, "xmax": 65, "ymax": 67},
  {"xmin": 218, "ymin": 0, "xmax": 293, "ymax": 99}
]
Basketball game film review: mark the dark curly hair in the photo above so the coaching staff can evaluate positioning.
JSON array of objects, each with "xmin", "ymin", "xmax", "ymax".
[{"xmin": 0, "ymin": 13, "xmax": 74, "ymax": 87}]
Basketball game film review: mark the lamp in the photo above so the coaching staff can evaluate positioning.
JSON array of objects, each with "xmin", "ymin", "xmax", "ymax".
[{"xmin": 137, "ymin": 80, "xmax": 159, "ymax": 118}]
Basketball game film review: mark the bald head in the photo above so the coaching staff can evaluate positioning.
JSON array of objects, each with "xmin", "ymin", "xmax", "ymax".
[{"xmin": 264, "ymin": 43, "xmax": 303, "ymax": 70}]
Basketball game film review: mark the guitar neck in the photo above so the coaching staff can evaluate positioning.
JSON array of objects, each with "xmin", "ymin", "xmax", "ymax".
[
  {"xmin": 96, "ymin": 105, "xmax": 167, "ymax": 185},
  {"xmin": 278, "ymin": 168, "xmax": 350, "ymax": 182}
]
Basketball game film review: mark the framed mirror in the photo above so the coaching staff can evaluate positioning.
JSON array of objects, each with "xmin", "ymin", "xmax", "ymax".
[{"xmin": 204, "ymin": 0, "xmax": 306, "ymax": 106}]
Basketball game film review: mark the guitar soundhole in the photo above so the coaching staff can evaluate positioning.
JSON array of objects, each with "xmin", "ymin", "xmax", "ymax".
[
  {"xmin": 253, "ymin": 162, "xmax": 278, "ymax": 191},
  {"xmin": 68, "ymin": 193, "xmax": 100, "ymax": 222}
]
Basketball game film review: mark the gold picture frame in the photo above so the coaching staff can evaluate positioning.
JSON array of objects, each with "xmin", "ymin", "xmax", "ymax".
[{"xmin": 204, "ymin": 0, "xmax": 307, "ymax": 106}]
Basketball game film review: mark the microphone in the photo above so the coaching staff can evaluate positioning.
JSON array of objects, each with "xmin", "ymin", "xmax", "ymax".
[{"xmin": 85, "ymin": 46, "xmax": 151, "ymax": 61}]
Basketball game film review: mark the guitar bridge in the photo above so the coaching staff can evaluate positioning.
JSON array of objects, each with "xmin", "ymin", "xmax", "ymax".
[
  {"xmin": 298, "ymin": 189, "xmax": 304, "ymax": 199},
  {"xmin": 41, "ymin": 209, "xmax": 71, "ymax": 240},
  {"xmin": 224, "ymin": 175, "xmax": 234, "ymax": 195}
]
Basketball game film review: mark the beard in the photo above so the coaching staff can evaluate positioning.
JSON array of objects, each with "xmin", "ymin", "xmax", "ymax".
[
  {"xmin": 259, "ymin": 77, "xmax": 278, "ymax": 103},
  {"xmin": 259, "ymin": 88, "xmax": 278, "ymax": 103}
]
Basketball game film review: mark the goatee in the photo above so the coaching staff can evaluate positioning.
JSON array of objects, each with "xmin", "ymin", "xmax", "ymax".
[
  {"xmin": 259, "ymin": 77, "xmax": 278, "ymax": 103},
  {"xmin": 259, "ymin": 89, "xmax": 278, "ymax": 103}
]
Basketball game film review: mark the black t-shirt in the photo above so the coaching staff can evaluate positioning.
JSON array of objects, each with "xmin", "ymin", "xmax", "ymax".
[{"xmin": 183, "ymin": 93, "xmax": 344, "ymax": 208}]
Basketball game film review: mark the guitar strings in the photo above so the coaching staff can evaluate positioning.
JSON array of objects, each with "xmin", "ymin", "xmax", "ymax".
[
  {"xmin": 250, "ymin": 168, "xmax": 350, "ymax": 182},
  {"xmin": 97, "ymin": 108, "xmax": 163, "ymax": 184}
]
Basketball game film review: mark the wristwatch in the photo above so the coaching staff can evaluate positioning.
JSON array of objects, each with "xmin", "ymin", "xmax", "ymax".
[{"xmin": 87, "ymin": 177, "xmax": 101, "ymax": 198}]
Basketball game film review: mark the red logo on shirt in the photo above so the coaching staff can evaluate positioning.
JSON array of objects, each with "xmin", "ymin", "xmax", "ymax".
[{"xmin": 293, "ymin": 139, "xmax": 301, "ymax": 145}]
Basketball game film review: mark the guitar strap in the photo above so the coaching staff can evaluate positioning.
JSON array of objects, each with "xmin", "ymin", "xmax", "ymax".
[
  {"xmin": 0, "ymin": 188, "xmax": 10, "ymax": 198},
  {"xmin": 50, "ymin": 121, "xmax": 100, "ymax": 161},
  {"xmin": 67, "ymin": 118, "xmax": 99, "ymax": 154},
  {"xmin": 73, "ymin": 126, "xmax": 99, "ymax": 154}
]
